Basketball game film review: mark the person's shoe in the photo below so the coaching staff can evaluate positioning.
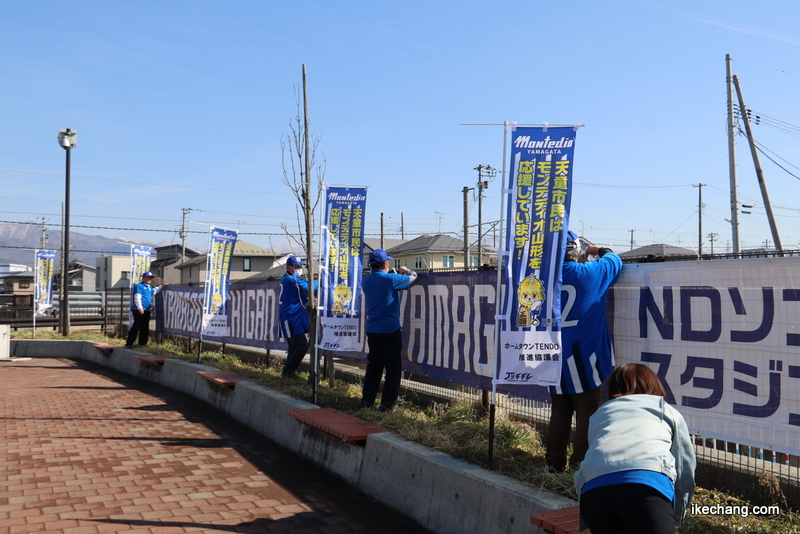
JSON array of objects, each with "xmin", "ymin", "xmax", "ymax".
[
  {"xmin": 281, "ymin": 372, "xmax": 298, "ymax": 379},
  {"xmin": 377, "ymin": 405, "xmax": 393, "ymax": 413},
  {"xmin": 124, "ymin": 345, "xmax": 134, "ymax": 349},
  {"xmin": 546, "ymin": 463, "xmax": 565, "ymax": 474},
  {"xmin": 360, "ymin": 400, "xmax": 373, "ymax": 409}
]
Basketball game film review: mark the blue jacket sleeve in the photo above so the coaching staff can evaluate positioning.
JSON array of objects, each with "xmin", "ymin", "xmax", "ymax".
[
  {"xmin": 391, "ymin": 272, "xmax": 413, "ymax": 290},
  {"xmin": 597, "ymin": 252, "xmax": 623, "ymax": 287}
]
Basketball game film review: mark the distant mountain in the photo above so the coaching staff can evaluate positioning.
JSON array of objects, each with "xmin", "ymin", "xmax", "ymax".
[{"xmin": 0, "ymin": 223, "xmax": 160, "ymax": 267}]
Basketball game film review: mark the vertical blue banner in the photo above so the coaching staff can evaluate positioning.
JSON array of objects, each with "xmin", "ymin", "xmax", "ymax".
[
  {"xmin": 317, "ymin": 185, "xmax": 368, "ymax": 351},
  {"xmin": 202, "ymin": 226, "xmax": 238, "ymax": 336},
  {"xmin": 130, "ymin": 245, "xmax": 153, "ymax": 325},
  {"xmin": 34, "ymin": 249, "xmax": 56, "ymax": 316},
  {"xmin": 130, "ymin": 245, "xmax": 153, "ymax": 282},
  {"xmin": 496, "ymin": 126, "xmax": 578, "ymax": 385}
]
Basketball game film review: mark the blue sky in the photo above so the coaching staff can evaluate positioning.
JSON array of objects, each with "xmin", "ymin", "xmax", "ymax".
[{"xmin": 2, "ymin": 0, "xmax": 800, "ymax": 255}]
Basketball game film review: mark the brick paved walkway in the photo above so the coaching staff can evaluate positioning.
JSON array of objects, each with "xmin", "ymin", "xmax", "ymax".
[{"xmin": 0, "ymin": 358, "xmax": 429, "ymax": 534}]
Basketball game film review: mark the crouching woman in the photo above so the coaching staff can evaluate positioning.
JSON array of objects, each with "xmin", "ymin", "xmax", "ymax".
[{"xmin": 574, "ymin": 363, "xmax": 696, "ymax": 534}]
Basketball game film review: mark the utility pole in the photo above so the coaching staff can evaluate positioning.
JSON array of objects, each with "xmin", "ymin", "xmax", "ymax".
[
  {"xmin": 180, "ymin": 207, "xmax": 191, "ymax": 261},
  {"xmin": 401, "ymin": 212, "xmax": 405, "ymax": 240},
  {"xmin": 733, "ymin": 74, "xmax": 784, "ymax": 253},
  {"xmin": 40, "ymin": 216, "xmax": 48, "ymax": 249},
  {"xmin": 629, "ymin": 230, "xmax": 635, "ymax": 251},
  {"xmin": 474, "ymin": 164, "xmax": 497, "ymax": 267},
  {"xmin": 380, "ymin": 212, "xmax": 385, "ymax": 250},
  {"xmin": 462, "ymin": 186, "xmax": 472, "ymax": 268},
  {"xmin": 708, "ymin": 232, "xmax": 719, "ymax": 254},
  {"xmin": 726, "ymin": 54, "xmax": 741, "ymax": 253},
  {"xmin": 694, "ymin": 183, "xmax": 706, "ymax": 256}
]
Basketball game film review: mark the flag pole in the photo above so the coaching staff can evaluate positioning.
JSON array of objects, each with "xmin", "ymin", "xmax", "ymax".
[
  {"xmin": 488, "ymin": 121, "xmax": 511, "ymax": 468},
  {"xmin": 198, "ymin": 226, "xmax": 212, "ymax": 362},
  {"xmin": 32, "ymin": 250, "xmax": 37, "ymax": 339}
]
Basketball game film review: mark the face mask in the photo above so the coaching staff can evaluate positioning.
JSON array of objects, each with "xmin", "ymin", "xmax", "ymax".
[{"xmin": 294, "ymin": 268, "xmax": 304, "ymax": 277}]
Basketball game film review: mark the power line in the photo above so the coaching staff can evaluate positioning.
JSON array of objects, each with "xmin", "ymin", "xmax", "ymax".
[
  {"xmin": 734, "ymin": 106, "xmax": 800, "ymax": 138},
  {"xmin": 0, "ymin": 220, "xmax": 286, "ymax": 236},
  {"xmin": 0, "ymin": 168, "xmax": 289, "ymax": 196},
  {"xmin": 0, "ymin": 209, "xmax": 293, "ymax": 226},
  {"xmin": 1, "ymin": 195, "xmax": 302, "ymax": 220},
  {"xmin": 0, "ymin": 244, "xmax": 134, "ymax": 254},
  {"xmin": 0, "ymin": 152, "xmax": 277, "ymax": 181},
  {"xmin": 735, "ymin": 126, "xmax": 800, "ymax": 180},
  {"xmin": 731, "ymin": 58, "xmax": 800, "ymax": 76},
  {"xmin": 573, "ymin": 181, "xmax": 698, "ymax": 189},
  {"xmin": 1, "ymin": 167, "xmax": 461, "ymax": 202}
]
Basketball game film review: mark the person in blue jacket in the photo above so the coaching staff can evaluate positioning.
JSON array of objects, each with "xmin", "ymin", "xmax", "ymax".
[
  {"xmin": 126, "ymin": 271, "xmax": 166, "ymax": 348},
  {"xmin": 279, "ymin": 256, "xmax": 318, "ymax": 378},
  {"xmin": 360, "ymin": 249, "xmax": 417, "ymax": 412},
  {"xmin": 575, "ymin": 363, "xmax": 696, "ymax": 533},
  {"xmin": 546, "ymin": 231, "xmax": 623, "ymax": 472}
]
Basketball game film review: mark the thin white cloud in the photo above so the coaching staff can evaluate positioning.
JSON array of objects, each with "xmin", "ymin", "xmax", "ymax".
[
  {"xmin": 634, "ymin": 0, "xmax": 800, "ymax": 46},
  {"xmin": 688, "ymin": 17, "xmax": 800, "ymax": 47}
]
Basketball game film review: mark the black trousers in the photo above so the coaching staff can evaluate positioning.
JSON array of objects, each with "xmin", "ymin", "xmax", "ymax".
[
  {"xmin": 126, "ymin": 311, "xmax": 151, "ymax": 346},
  {"xmin": 580, "ymin": 483, "xmax": 675, "ymax": 534},
  {"xmin": 361, "ymin": 330, "xmax": 403, "ymax": 409},
  {"xmin": 545, "ymin": 388, "xmax": 601, "ymax": 470},
  {"xmin": 283, "ymin": 333, "xmax": 309, "ymax": 375}
]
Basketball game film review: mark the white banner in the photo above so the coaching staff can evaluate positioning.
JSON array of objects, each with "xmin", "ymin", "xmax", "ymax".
[{"xmin": 612, "ymin": 257, "xmax": 800, "ymax": 457}]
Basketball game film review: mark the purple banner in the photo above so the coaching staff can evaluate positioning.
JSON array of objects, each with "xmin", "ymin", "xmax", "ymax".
[{"xmin": 156, "ymin": 272, "xmax": 548, "ymax": 402}]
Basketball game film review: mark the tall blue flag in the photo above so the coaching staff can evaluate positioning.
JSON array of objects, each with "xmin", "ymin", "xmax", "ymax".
[
  {"xmin": 34, "ymin": 249, "xmax": 56, "ymax": 316},
  {"xmin": 317, "ymin": 186, "xmax": 368, "ymax": 351},
  {"xmin": 129, "ymin": 245, "xmax": 153, "ymax": 326},
  {"xmin": 202, "ymin": 226, "xmax": 238, "ymax": 336},
  {"xmin": 496, "ymin": 126, "xmax": 579, "ymax": 385}
]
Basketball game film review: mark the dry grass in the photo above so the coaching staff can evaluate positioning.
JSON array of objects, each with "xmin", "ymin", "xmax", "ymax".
[{"xmin": 11, "ymin": 330, "xmax": 799, "ymax": 533}]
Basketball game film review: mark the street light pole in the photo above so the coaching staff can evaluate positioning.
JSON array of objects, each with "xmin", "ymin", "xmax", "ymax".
[{"xmin": 57, "ymin": 129, "xmax": 77, "ymax": 336}]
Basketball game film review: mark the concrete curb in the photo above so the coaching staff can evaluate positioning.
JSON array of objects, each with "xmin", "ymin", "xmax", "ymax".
[{"xmin": 11, "ymin": 340, "xmax": 574, "ymax": 534}]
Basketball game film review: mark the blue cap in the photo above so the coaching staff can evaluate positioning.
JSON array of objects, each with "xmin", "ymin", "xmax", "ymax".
[
  {"xmin": 369, "ymin": 249, "xmax": 393, "ymax": 263},
  {"xmin": 142, "ymin": 271, "xmax": 155, "ymax": 278},
  {"xmin": 286, "ymin": 256, "xmax": 304, "ymax": 267},
  {"xmin": 566, "ymin": 230, "xmax": 580, "ymax": 244}
]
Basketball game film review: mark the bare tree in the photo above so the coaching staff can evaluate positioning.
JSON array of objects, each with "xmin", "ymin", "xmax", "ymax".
[
  {"xmin": 280, "ymin": 86, "xmax": 325, "ymax": 253},
  {"xmin": 280, "ymin": 77, "xmax": 328, "ymax": 392}
]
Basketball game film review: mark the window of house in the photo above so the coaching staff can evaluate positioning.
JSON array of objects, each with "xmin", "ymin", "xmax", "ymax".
[
  {"xmin": 121, "ymin": 271, "xmax": 130, "ymax": 280},
  {"xmin": 414, "ymin": 256, "xmax": 424, "ymax": 269},
  {"xmin": 442, "ymin": 255, "xmax": 455, "ymax": 268},
  {"xmin": 470, "ymin": 256, "xmax": 480, "ymax": 267},
  {"xmin": 19, "ymin": 282, "xmax": 30, "ymax": 289},
  {"xmin": 243, "ymin": 258, "xmax": 252, "ymax": 272},
  {"xmin": 393, "ymin": 259, "xmax": 400, "ymax": 270}
]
